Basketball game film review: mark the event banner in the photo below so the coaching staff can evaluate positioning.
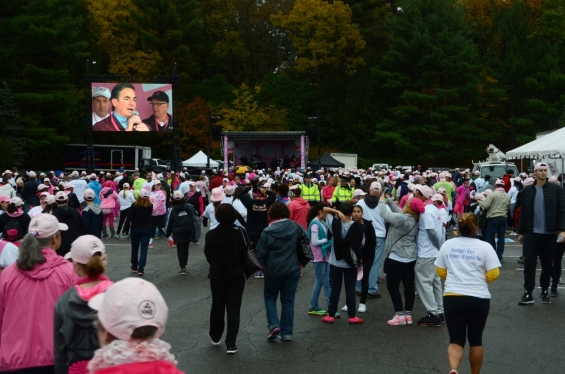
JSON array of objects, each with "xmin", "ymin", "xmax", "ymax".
[{"xmin": 91, "ymin": 83, "xmax": 173, "ymax": 132}]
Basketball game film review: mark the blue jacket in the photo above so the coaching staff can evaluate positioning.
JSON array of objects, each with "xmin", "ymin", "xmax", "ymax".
[{"xmin": 88, "ymin": 181, "xmax": 102, "ymax": 204}]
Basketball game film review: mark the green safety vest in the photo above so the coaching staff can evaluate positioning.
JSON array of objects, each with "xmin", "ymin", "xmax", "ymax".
[
  {"xmin": 301, "ymin": 183, "xmax": 320, "ymax": 202},
  {"xmin": 333, "ymin": 185, "xmax": 353, "ymax": 202}
]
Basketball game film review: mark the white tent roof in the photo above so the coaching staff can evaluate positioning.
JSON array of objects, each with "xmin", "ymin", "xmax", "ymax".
[
  {"xmin": 506, "ymin": 127, "xmax": 565, "ymax": 160},
  {"xmin": 182, "ymin": 151, "xmax": 218, "ymax": 167}
]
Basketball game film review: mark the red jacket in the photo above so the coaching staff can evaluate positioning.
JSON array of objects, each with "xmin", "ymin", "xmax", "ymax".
[
  {"xmin": 92, "ymin": 361, "xmax": 184, "ymax": 374},
  {"xmin": 502, "ymin": 174, "xmax": 512, "ymax": 193},
  {"xmin": 289, "ymin": 197, "xmax": 310, "ymax": 230},
  {"xmin": 209, "ymin": 176, "xmax": 224, "ymax": 191}
]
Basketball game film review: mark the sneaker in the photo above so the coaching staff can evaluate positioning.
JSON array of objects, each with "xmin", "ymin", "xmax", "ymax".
[
  {"xmin": 169, "ymin": 238, "xmax": 175, "ymax": 248},
  {"xmin": 415, "ymin": 291, "xmax": 419, "ymax": 298},
  {"xmin": 254, "ymin": 271, "xmax": 263, "ymax": 279},
  {"xmin": 267, "ymin": 327, "xmax": 280, "ymax": 341},
  {"xmin": 209, "ymin": 334, "xmax": 220, "ymax": 346},
  {"xmin": 541, "ymin": 291, "xmax": 551, "ymax": 304},
  {"xmin": 366, "ymin": 292, "xmax": 381, "ymax": 299},
  {"xmin": 387, "ymin": 314, "xmax": 406, "ymax": 326},
  {"xmin": 113, "ymin": 234, "xmax": 120, "ymax": 239},
  {"xmin": 130, "ymin": 267, "xmax": 138, "ymax": 273},
  {"xmin": 405, "ymin": 315, "xmax": 413, "ymax": 325},
  {"xmin": 322, "ymin": 315, "xmax": 335, "ymax": 324},
  {"xmin": 517, "ymin": 257, "xmax": 525, "ymax": 264},
  {"xmin": 377, "ymin": 277, "xmax": 386, "ymax": 283},
  {"xmin": 341, "ymin": 305, "xmax": 348, "ymax": 312},
  {"xmin": 148, "ymin": 243, "xmax": 154, "ymax": 248},
  {"xmin": 308, "ymin": 306, "xmax": 327, "ymax": 316},
  {"xmin": 358, "ymin": 303, "xmax": 366, "ymax": 313},
  {"xmin": 551, "ymin": 288, "xmax": 558, "ymax": 297},
  {"xmin": 279, "ymin": 334, "xmax": 292, "ymax": 341},
  {"xmin": 122, "ymin": 234, "xmax": 130, "ymax": 239},
  {"xmin": 355, "ymin": 290, "xmax": 362, "ymax": 296},
  {"xmin": 179, "ymin": 268, "xmax": 186, "ymax": 275},
  {"xmin": 153, "ymin": 236, "xmax": 160, "ymax": 240},
  {"xmin": 348, "ymin": 317, "xmax": 364, "ymax": 325},
  {"xmin": 226, "ymin": 346, "xmax": 238, "ymax": 354},
  {"xmin": 417, "ymin": 313, "xmax": 441, "ymax": 326},
  {"xmin": 138, "ymin": 271, "xmax": 144, "ymax": 276},
  {"xmin": 449, "ymin": 370, "xmax": 459, "ymax": 374},
  {"xmin": 438, "ymin": 313, "xmax": 446, "ymax": 323},
  {"xmin": 518, "ymin": 291, "xmax": 534, "ymax": 305},
  {"xmin": 334, "ymin": 312, "xmax": 341, "ymax": 318}
]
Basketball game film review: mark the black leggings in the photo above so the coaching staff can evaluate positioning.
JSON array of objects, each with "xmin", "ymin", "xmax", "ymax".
[
  {"xmin": 360, "ymin": 257, "xmax": 374, "ymax": 304},
  {"xmin": 151, "ymin": 214, "xmax": 166, "ymax": 237},
  {"xmin": 177, "ymin": 242, "xmax": 190, "ymax": 269},
  {"xmin": 552, "ymin": 242, "xmax": 565, "ymax": 289},
  {"xmin": 444, "ymin": 296, "xmax": 490, "ymax": 347},
  {"xmin": 116, "ymin": 208, "xmax": 130, "ymax": 235},
  {"xmin": 385, "ymin": 258, "xmax": 416, "ymax": 312}
]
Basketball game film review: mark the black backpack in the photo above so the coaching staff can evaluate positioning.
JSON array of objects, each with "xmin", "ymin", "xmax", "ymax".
[
  {"xmin": 172, "ymin": 204, "xmax": 197, "ymax": 238},
  {"xmin": 3, "ymin": 217, "xmax": 23, "ymax": 242}
]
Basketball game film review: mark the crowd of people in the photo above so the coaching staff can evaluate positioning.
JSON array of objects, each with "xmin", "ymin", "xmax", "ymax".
[{"xmin": 0, "ymin": 162, "xmax": 563, "ymax": 374}]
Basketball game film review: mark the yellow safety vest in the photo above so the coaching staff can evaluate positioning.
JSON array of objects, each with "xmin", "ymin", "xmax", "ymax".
[
  {"xmin": 301, "ymin": 183, "xmax": 320, "ymax": 202},
  {"xmin": 332, "ymin": 185, "xmax": 353, "ymax": 203}
]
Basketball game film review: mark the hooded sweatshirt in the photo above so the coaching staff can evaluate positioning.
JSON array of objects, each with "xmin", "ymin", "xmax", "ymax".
[
  {"xmin": 88, "ymin": 180, "xmax": 102, "ymax": 204},
  {"xmin": 239, "ymin": 189, "xmax": 276, "ymax": 239},
  {"xmin": 54, "ymin": 277, "xmax": 113, "ymax": 373},
  {"xmin": 54, "ymin": 205, "xmax": 85, "ymax": 256},
  {"xmin": 256, "ymin": 219, "xmax": 301, "ymax": 277},
  {"xmin": 0, "ymin": 184, "xmax": 15, "ymax": 199},
  {"xmin": 288, "ymin": 197, "xmax": 310, "ymax": 230},
  {"xmin": 99, "ymin": 186, "xmax": 118, "ymax": 210},
  {"xmin": 0, "ymin": 249, "xmax": 78, "ymax": 371},
  {"xmin": 356, "ymin": 196, "xmax": 388, "ymax": 238},
  {"xmin": 82, "ymin": 202, "xmax": 104, "ymax": 238}
]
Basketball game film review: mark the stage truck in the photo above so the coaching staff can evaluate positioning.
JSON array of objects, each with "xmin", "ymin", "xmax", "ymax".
[
  {"xmin": 64, "ymin": 144, "xmax": 168, "ymax": 174},
  {"xmin": 220, "ymin": 131, "xmax": 309, "ymax": 171}
]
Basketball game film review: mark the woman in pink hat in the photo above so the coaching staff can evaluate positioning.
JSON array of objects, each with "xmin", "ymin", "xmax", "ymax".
[
  {"xmin": 0, "ymin": 214, "xmax": 77, "ymax": 373},
  {"xmin": 148, "ymin": 181, "xmax": 167, "ymax": 249},
  {"xmin": 202, "ymin": 187, "xmax": 226, "ymax": 231},
  {"xmin": 185, "ymin": 181, "xmax": 204, "ymax": 245},
  {"xmin": 86, "ymin": 278, "xmax": 183, "ymax": 373},
  {"xmin": 123, "ymin": 189, "xmax": 153, "ymax": 276},
  {"xmin": 54, "ymin": 235, "xmax": 113, "ymax": 374},
  {"xmin": 99, "ymin": 181, "xmax": 118, "ymax": 238}
]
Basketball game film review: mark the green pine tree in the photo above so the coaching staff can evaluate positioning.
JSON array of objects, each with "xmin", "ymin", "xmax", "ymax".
[{"xmin": 0, "ymin": 81, "xmax": 23, "ymax": 168}]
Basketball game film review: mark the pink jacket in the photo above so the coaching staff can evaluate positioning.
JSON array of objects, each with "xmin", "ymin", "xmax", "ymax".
[
  {"xmin": 91, "ymin": 361, "xmax": 184, "ymax": 374},
  {"xmin": 99, "ymin": 187, "xmax": 118, "ymax": 210},
  {"xmin": 150, "ymin": 190, "xmax": 167, "ymax": 216},
  {"xmin": 455, "ymin": 185, "xmax": 470, "ymax": 205},
  {"xmin": 0, "ymin": 248, "xmax": 78, "ymax": 371}
]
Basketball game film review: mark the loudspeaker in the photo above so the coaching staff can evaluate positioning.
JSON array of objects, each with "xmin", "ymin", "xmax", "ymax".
[
  {"xmin": 307, "ymin": 125, "xmax": 318, "ymax": 139},
  {"xmin": 211, "ymin": 125, "xmax": 222, "ymax": 140}
]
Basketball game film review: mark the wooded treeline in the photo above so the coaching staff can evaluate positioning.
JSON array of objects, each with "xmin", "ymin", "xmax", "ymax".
[{"xmin": 1, "ymin": 0, "xmax": 564, "ymax": 169}]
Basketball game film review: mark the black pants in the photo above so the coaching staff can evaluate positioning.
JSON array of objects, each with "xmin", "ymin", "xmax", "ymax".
[
  {"xmin": 552, "ymin": 242, "xmax": 565, "ymax": 289},
  {"xmin": 524, "ymin": 233, "xmax": 556, "ymax": 292},
  {"xmin": 0, "ymin": 367, "xmax": 54, "ymax": 374},
  {"xmin": 385, "ymin": 258, "xmax": 416, "ymax": 312},
  {"xmin": 116, "ymin": 208, "xmax": 130, "ymax": 235},
  {"xmin": 209, "ymin": 275, "xmax": 245, "ymax": 347},
  {"xmin": 151, "ymin": 214, "xmax": 166, "ymax": 237},
  {"xmin": 444, "ymin": 296, "xmax": 490, "ymax": 347},
  {"xmin": 328, "ymin": 265, "xmax": 357, "ymax": 318},
  {"xmin": 177, "ymin": 242, "xmax": 190, "ymax": 269},
  {"xmin": 360, "ymin": 256, "xmax": 374, "ymax": 304}
]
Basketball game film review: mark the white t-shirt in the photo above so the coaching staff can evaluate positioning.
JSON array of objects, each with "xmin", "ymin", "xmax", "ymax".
[
  {"xmin": 178, "ymin": 181, "xmax": 191, "ymax": 196},
  {"xmin": 417, "ymin": 204, "xmax": 442, "ymax": 258},
  {"xmin": 68, "ymin": 179, "xmax": 88, "ymax": 203},
  {"xmin": 0, "ymin": 241, "xmax": 19, "ymax": 269},
  {"xmin": 326, "ymin": 214, "xmax": 353, "ymax": 268},
  {"xmin": 232, "ymin": 199, "xmax": 247, "ymax": 221},
  {"xmin": 435, "ymin": 237, "xmax": 501, "ymax": 299},
  {"xmin": 508, "ymin": 186, "xmax": 519, "ymax": 204},
  {"xmin": 356, "ymin": 199, "xmax": 389, "ymax": 237},
  {"xmin": 28, "ymin": 205, "xmax": 44, "ymax": 218},
  {"xmin": 203, "ymin": 203, "xmax": 219, "ymax": 230}
]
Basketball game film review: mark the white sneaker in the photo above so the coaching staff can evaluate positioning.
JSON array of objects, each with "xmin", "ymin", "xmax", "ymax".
[
  {"xmin": 358, "ymin": 303, "xmax": 366, "ymax": 313},
  {"xmin": 341, "ymin": 305, "xmax": 348, "ymax": 312}
]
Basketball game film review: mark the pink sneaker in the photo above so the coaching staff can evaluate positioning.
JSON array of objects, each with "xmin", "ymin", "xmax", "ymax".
[
  {"xmin": 405, "ymin": 315, "xmax": 413, "ymax": 325},
  {"xmin": 322, "ymin": 316, "xmax": 335, "ymax": 324},
  {"xmin": 348, "ymin": 317, "xmax": 364, "ymax": 325},
  {"xmin": 169, "ymin": 238, "xmax": 175, "ymax": 248},
  {"xmin": 387, "ymin": 314, "xmax": 406, "ymax": 326},
  {"xmin": 148, "ymin": 243, "xmax": 154, "ymax": 248}
]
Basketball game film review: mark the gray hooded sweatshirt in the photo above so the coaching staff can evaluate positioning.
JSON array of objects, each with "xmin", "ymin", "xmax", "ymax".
[{"xmin": 256, "ymin": 219, "xmax": 302, "ymax": 277}]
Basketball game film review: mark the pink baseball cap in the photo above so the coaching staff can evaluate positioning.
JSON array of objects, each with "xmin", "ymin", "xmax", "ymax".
[
  {"xmin": 10, "ymin": 197, "xmax": 24, "ymax": 206},
  {"xmin": 409, "ymin": 198, "xmax": 426, "ymax": 213},
  {"xmin": 172, "ymin": 190, "xmax": 184, "ymax": 200},
  {"xmin": 123, "ymin": 183, "xmax": 130, "ymax": 189},
  {"xmin": 414, "ymin": 185, "xmax": 433, "ymax": 199},
  {"xmin": 474, "ymin": 193, "xmax": 486, "ymax": 201},
  {"xmin": 224, "ymin": 185, "xmax": 235, "ymax": 195},
  {"xmin": 88, "ymin": 278, "xmax": 168, "ymax": 341},
  {"xmin": 431, "ymin": 193, "xmax": 443, "ymax": 202},
  {"xmin": 28, "ymin": 214, "xmax": 68, "ymax": 239},
  {"xmin": 83, "ymin": 189, "xmax": 95, "ymax": 201},
  {"xmin": 64, "ymin": 235, "xmax": 106, "ymax": 264},
  {"xmin": 523, "ymin": 177, "xmax": 535, "ymax": 186},
  {"xmin": 437, "ymin": 188, "xmax": 447, "ymax": 194},
  {"xmin": 37, "ymin": 184, "xmax": 46, "ymax": 191},
  {"xmin": 46, "ymin": 195, "xmax": 56, "ymax": 204},
  {"xmin": 353, "ymin": 189, "xmax": 367, "ymax": 197},
  {"xmin": 534, "ymin": 162, "xmax": 547, "ymax": 172},
  {"xmin": 369, "ymin": 182, "xmax": 382, "ymax": 191},
  {"xmin": 0, "ymin": 195, "xmax": 11, "ymax": 203},
  {"xmin": 494, "ymin": 179, "xmax": 504, "ymax": 186},
  {"xmin": 55, "ymin": 191, "xmax": 68, "ymax": 201},
  {"xmin": 210, "ymin": 187, "xmax": 226, "ymax": 202},
  {"xmin": 138, "ymin": 189, "xmax": 149, "ymax": 198},
  {"xmin": 29, "ymin": 171, "xmax": 37, "ymax": 178},
  {"xmin": 44, "ymin": 178, "xmax": 50, "ymax": 183}
]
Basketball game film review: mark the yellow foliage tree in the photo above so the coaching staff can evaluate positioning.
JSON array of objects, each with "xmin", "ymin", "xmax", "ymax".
[
  {"xmin": 218, "ymin": 84, "xmax": 288, "ymax": 132},
  {"xmin": 271, "ymin": 0, "xmax": 366, "ymax": 76},
  {"xmin": 86, "ymin": 0, "xmax": 160, "ymax": 75}
]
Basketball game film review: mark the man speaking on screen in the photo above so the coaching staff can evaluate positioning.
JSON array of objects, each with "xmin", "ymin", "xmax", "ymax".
[
  {"xmin": 92, "ymin": 83, "xmax": 151, "ymax": 132},
  {"xmin": 143, "ymin": 91, "xmax": 172, "ymax": 132}
]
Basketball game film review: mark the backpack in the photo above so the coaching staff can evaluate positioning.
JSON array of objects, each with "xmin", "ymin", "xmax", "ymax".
[
  {"xmin": 3, "ymin": 217, "xmax": 23, "ymax": 242},
  {"xmin": 172, "ymin": 204, "xmax": 197, "ymax": 238}
]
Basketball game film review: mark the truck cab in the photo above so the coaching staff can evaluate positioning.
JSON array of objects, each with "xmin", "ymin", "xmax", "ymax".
[
  {"xmin": 472, "ymin": 144, "xmax": 519, "ymax": 179},
  {"xmin": 140, "ymin": 159, "xmax": 167, "ymax": 174}
]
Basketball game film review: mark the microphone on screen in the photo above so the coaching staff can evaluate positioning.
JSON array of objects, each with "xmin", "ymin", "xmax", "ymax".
[{"xmin": 132, "ymin": 111, "xmax": 140, "ymax": 131}]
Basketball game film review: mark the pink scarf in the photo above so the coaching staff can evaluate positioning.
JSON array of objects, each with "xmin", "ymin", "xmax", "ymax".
[{"xmin": 7, "ymin": 209, "xmax": 24, "ymax": 218}]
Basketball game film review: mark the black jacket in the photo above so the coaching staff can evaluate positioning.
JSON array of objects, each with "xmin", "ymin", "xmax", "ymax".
[
  {"xmin": 67, "ymin": 192, "xmax": 81, "ymax": 210},
  {"xmin": 239, "ymin": 188, "xmax": 276, "ymax": 238},
  {"xmin": 332, "ymin": 218, "xmax": 364, "ymax": 269},
  {"xmin": 518, "ymin": 181, "xmax": 565, "ymax": 234},
  {"xmin": 22, "ymin": 179, "xmax": 40, "ymax": 205},
  {"xmin": 204, "ymin": 224, "xmax": 251, "ymax": 279},
  {"xmin": 81, "ymin": 203, "xmax": 103, "ymax": 238},
  {"xmin": 165, "ymin": 203, "xmax": 196, "ymax": 244},
  {"xmin": 123, "ymin": 204, "xmax": 153, "ymax": 232},
  {"xmin": 361, "ymin": 219, "xmax": 377, "ymax": 260},
  {"xmin": 0, "ymin": 212, "xmax": 31, "ymax": 238},
  {"xmin": 54, "ymin": 205, "xmax": 85, "ymax": 257}
]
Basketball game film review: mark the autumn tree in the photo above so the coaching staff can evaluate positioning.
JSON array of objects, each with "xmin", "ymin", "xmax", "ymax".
[{"xmin": 177, "ymin": 97, "xmax": 219, "ymax": 157}]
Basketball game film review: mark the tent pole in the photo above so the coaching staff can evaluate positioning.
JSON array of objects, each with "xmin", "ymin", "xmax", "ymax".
[{"xmin": 562, "ymin": 158, "xmax": 564, "ymax": 187}]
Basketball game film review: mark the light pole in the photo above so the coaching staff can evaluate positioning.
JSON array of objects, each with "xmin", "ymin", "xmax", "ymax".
[
  {"xmin": 308, "ymin": 110, "xmax": 321, "ymax": 170},
  {"xmin": 208, "ymin": 112, "xmax": 221, "ymax": 169}
]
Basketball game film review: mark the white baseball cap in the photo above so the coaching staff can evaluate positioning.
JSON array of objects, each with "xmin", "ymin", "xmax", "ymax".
[
  {"xmin": 28, "ymin": 214, "xmax": 68, "ymax": 239},
  {"xmin": 92, "ymin": 86, "xmax": 111, "ymax": 99},
  {"xmin": 83, "ymin": 189, "xmax": 96, "ymax": 201},
  {"xmin": 64, "ymin": 235, "xmax": 106, "ymax": 264},
  {"xmin": 138, "ymin": 189, "xmax": 148, "ymax": 198},
  {"xmin": 55, "ymin": 191, "xmax": 68, "ymax": 201},
  {"xmin": 88, "ymin": 278, "xmax": 168, "ymax": 341}
]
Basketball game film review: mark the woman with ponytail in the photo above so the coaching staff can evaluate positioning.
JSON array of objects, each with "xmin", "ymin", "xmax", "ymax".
[
  {"xmin": 54, "ymin": 235, "xmax": 113, "ymax": 374},
  {"xmin": 0, "ymin": 214, "xmax": 77, "ymax": 373}
]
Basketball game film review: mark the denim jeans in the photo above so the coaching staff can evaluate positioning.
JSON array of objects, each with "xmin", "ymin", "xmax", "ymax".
[
  {"xmin": 264, "ymin": 269, "xmax": 300, "ymax": 335},
  {"xmin": 485, "ymin": 216, "xmax": 506, "ymax": 259},
  {"xmin": 356, "ymin": 237, "xmax": 385, "ymax": 294},
  {"xmin": 309, "ymin": 261, "xmax": 330, "ymax": 310},
  {"xmin": 130, "ymin": 228, "xmax": 151, "ymax": 272}
]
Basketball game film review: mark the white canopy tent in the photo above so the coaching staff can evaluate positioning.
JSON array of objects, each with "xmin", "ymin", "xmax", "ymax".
[
  {"xmin": 506, "ymin": 127, "xmax": 565, "ymax": 160},
  {"xmin": 182, "ymin": 151, "xmax": 218, "ymax": 168}
]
